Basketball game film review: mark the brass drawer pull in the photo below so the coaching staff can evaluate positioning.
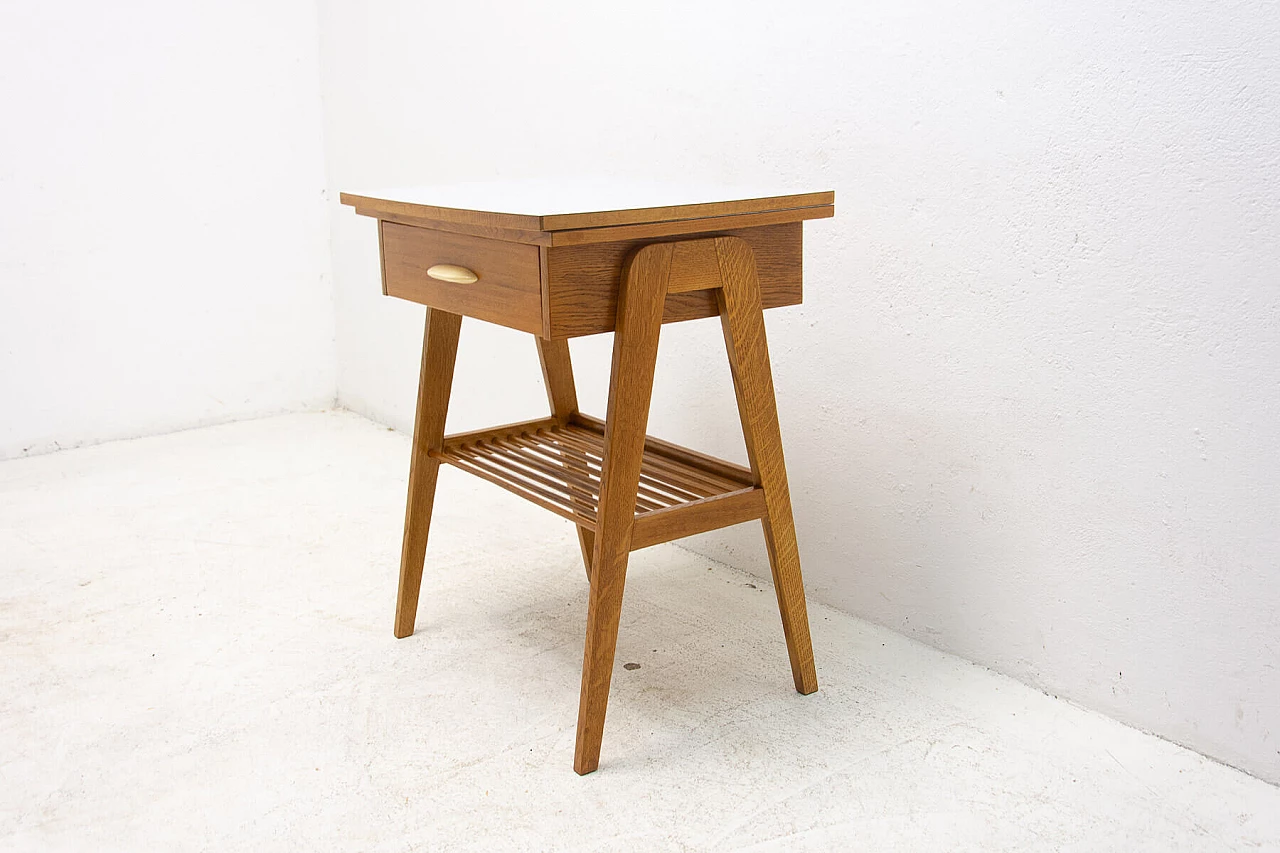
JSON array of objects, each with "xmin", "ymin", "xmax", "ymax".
[{"xmin": 427, "ymin": 263, "xmax": 478, "ymax": 284}]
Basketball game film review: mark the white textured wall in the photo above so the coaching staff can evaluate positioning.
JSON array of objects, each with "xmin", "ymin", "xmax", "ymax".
[
  {"xmin": 0, "ymin": 2, "xmax": 334, "ymax": 459},
  {"xmin": 316, "ymin": 1, "xmax": 1280, "ymax": 783}
]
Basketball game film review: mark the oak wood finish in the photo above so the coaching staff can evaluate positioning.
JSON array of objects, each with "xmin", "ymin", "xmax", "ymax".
[
  {"xmin": 394, "ymin": 308, "xmax": 463, "ymax": 639},
  {"xmin": 351, "ymin": 205, "xmax": 831, "ymax": 249},
  {"xmin": 380, "ymin": 222, "xmax": 543, "ymax": 334},
  {"xmin": 536, "ymin": 337, "xmax": 595, "ymax": 576},
  {"xmin": 428, "ymin": 420, "xmax": 757, "ymax": 541},
  {"xmin": 546, "ymin": 222, "xmax": 802, "ymax": 337},
  {"xmin": 372, "ymin": 210, "xmax": 554, "ymax": 246},
  {"xmin": 342, "ymin": 187, "xmax": 832, "ymax": 234},
  {"xmin": 432, "ymin": 415, "xmax": 561, "ymax": 447},
  {"xmin": 545, "ymin": 206, "xmax": 830, "ymax": 248},
  {"xmin": 629, "ymin": 487, "xmax": 766, "ymax": 551},
  {"xmin": 345, "ymin": 186, "xmax": 827, "ymax": 774},
  {"xmin": 572, "ymin": 413, "xmax": 754, "ymax": 485},
  {"xmin": 714, "ymin": 237, "xmax": 819, "ymax": 695},
  {"xmin": 543, "ymin": 191, "xmax": 832, "ymax": 231},
  {"xmin": 574, "ymin": 242, "xmax": 671, "ymax": 774},
  {"xmin": 375, "ymin": 213, "xmax": 818, "ymax": 339},
  {"xmin": 570, "ymin": 235, "xmax": 823, "ymax": 772},
  {"xmin": 536, "ymin": 337, "xmax": 579, "ymax": 426}
]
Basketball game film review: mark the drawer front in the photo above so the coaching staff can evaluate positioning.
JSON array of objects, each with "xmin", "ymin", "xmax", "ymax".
[
  {"xmin": 380, "ymin": 222, "xmax": 543, "ymax": 334},
  {"xmin": 545, "ymin": 222, "xmax": 802, "ymax": 338}
]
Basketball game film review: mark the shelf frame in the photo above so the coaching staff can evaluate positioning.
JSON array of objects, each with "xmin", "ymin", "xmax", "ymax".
[{"xmin": 431, "ymin": 415, "xmax": 766, "ymax": 551}]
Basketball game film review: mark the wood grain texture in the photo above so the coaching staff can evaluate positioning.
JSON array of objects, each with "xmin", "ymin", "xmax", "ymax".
[
  {"xmin": 666, "ymin": 238, "xmax": 723, "ymax": 294},
  {"xmin": 542, "ymin": 193, "xmax": 833, "ymax": 231},
  {"xmin": 538, "ymin": 245, "xmax": 553, "ymax": 337},
  {"xmin": 435, "ymin": 442, "xmax": 600, "ymax": 526},
  {"xmin": 547, "ymin": 427, "xmax": 733, "ymax": 500},
  {"xmin": 341, "ymin": 187, "xmax": 833, "ymax": 233},
  {"xmin": 574, "ymin": 242, "xmax": 672, "ymax": 775},
  {"xmin": 353, "ymin": 180, "xmax": 832, "ymax": 773},
  {"xmin": 630, "ymin": 487, "xmax": 766, "ymax": 551},
  {"xmin": 537, "ymin": 338, "xmax": 579, "ymax": 425},
  {"xmin": 572, "ymin": 413, "xmax": 754, "ymax": 486},
  {"xmin": 537, "ymin": 337, "xmax": 594, "ymax": 576},
  {"xmin": 439, "ymin": 416, "xmax": 561, "ymax": 447},
  {"xmin": 356, "ymin": 205, "xmax": 829, "ymax": 248},
  {"xmin": 394, "ymin": 309, "xmax": 463, "ymax": 639},
  {"xmin": 366, "ymin": 210, "xmax": 552, "ymax": 245},
  {"xmin": 343, "ymin": 193, "xmax": 544, "ymax": 231},
  {"xmin": 432, "ymin": 420, "xmax": 755, "ymax": 538},
  {"xmin": 714, "ymin": 237, "xmax": 818, "ymax": 695},
  {"xmin": 380, "ymin": 222, "xmax": 544, "ymax": 334},
  {"xmin": 546, "ymin": 223, "xmax": 802, "ymax": 338},
  {"xmin": 546, "ymin": 205, "xmax": 831, "ymax": 247}
]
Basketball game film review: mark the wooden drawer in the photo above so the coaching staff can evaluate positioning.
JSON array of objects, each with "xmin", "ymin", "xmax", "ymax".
[
  {"xmin": 379, "ymin": 222, "xmax": 543, "ymax": 334},
  {"xmin": 544, "ymin": 222, "xmax": 802, "ymax": 337}
]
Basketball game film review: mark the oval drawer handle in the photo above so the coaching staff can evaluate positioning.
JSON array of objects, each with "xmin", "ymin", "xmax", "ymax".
[{"xmin": 427, "ymin": 263, "xmax": 478, "ymax": 284}]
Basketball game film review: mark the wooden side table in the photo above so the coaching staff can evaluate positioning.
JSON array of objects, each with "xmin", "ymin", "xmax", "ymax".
[{"xmin": 342, "ymin": 183, "xmax": 834, "ymax": 774}]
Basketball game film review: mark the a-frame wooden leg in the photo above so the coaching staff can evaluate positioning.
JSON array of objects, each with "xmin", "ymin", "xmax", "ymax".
[
  {"xmin": 573, "ymin": 243, "xmax": 673, "ymax": 774},
  {"xmin": 394, "ymin": 308, "xmax": 463, "ymax": 639},
  {"xmin": 714, "ymin": 238, "xmax": 819, "ymax": 695},
  {"xmin": 536, "ymin": 337, "xmax": 595, "ymax": 580}
]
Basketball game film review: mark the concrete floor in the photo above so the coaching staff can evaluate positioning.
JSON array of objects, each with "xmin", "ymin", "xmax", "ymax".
[{"xmin": 1, "ymin": 411, "xmax": 1277, "ymax": 852}]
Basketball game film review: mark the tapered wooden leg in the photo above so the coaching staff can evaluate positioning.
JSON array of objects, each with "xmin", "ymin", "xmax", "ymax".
[
  {"xmin": 573, "ymin": 243, "xmax": 672, "ymax": 774},
  {"xmin": 714, "ymin": 238, "xmax": 818, "ymax": 695},
  {"xmin": 394, "ymin": 308, "xmax": 463, "ymax": 639},
  {"xmin": 535, "ymin": 337, "xmax": 595, "ymax": 580}
]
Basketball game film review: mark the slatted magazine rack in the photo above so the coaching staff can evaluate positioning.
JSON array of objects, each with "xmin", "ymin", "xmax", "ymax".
[
  {"xmin": 342, "ymin": 183, "xmax": 834, "ymax": 774},
  {"xmin": 435, "ymin": 413, "xmax": 763, "ymax": 553}
]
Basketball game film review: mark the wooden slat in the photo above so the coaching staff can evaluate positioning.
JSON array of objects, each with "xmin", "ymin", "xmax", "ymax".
[
  {"xmin": 508, "ymin": 431, "xmax": 687, "ymax": 512},
  {"xmin": 551, "ymin": 426, "xmax": 726, "ymax": 501},
  {"xmin": 434, "ymin": 448, "xmax": 596, "ymax": 527},
  {"xmin": 555, "ymin": 424, "xmax": 740, "ymax": 496},
  {"xmin": 542, "ymin": 426, "xmax": 716, "ymax": 503},
  {"xmin": 433, "ymin": 419, "xmax": 762, "ymax": 541},
  {"xmin": 630, "ymin": 487, "xmax": 767, "ymax": 551},
  {"xmin": 466, "ymin": 440, "xmax": 602, "ymax": 511},
  {"xmin": 631, "ymin": 470, "xmax": 708, "ymax": 505},
  {"xmin": 495, "ymin": 436, "xmax": 600, "ymax": 493},
  {"xmin": 446, "ymin": 443, "xmax": 572, "ymax": 506},
  {"xmin": 572, "ymin": 414, "xmax": 754, "ymax": 486},
  {"xmin": 527, "ymin": 429, "xmax": 699, "ymax": 508},
  {"xmin": 487, "ymin": 437, "xmax": 667, "ymax": 513},
  {"xmin": 440, "ymin": 416, "xmax": 561, "ymax": 450}
]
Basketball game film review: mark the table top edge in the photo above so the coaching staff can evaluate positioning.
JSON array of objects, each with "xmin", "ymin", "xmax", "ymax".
[{"xmin": 339, "ymin": 186, "xmax": 836, "ymax": 233}]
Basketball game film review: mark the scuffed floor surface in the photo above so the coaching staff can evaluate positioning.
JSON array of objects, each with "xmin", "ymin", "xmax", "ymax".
[{"xmin": 1, "ymin": 411, "xmax": 1277, "ymax": 852}]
